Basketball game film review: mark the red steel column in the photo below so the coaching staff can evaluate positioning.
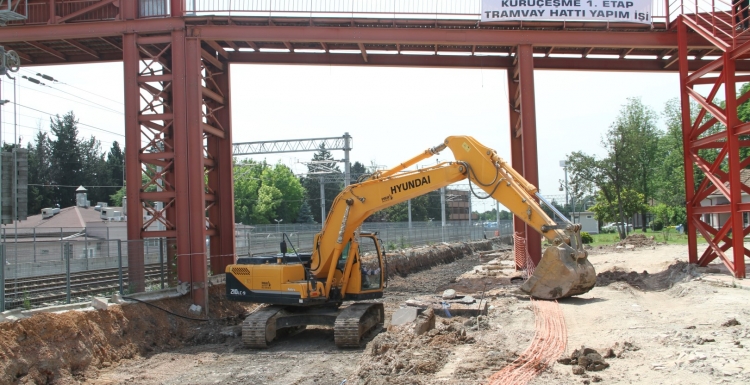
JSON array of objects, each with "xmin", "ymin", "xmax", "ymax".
[
  {"xmin": 507, "ymin": 66, "xmax": 527, "ymax": 269},
  {"xmin": 517, "ymin": 44, "xmax": 542, "ymax": 266},
  {"xmin": 207, "ymin": 65, "xmax": 236, "ymax": 272},
  {"xmin": 677, "ymin": 17, "xmax": 699, "ymax": 265},
  {"xmin": 171, "ymin": 0, "xmax": 186, "ymax": 17},
  {"xmin": 723, "ymin": 52, "xmax": 747, "ymax": 278},
  {"xmin": 170, "ymin": 31, "xmax": 202, "ymax": 297},
  {"xmin": 185, "ymin": 37, "xmax": 209, "ymax": 306},
  {"xmin": 122, "ymin": 32, "xmax": 145, "ymax": 291}
]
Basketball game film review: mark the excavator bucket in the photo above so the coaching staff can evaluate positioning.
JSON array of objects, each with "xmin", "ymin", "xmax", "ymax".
[{"xmin": 520, "ymin": 243, "xmax": 597, "ymax": 300}]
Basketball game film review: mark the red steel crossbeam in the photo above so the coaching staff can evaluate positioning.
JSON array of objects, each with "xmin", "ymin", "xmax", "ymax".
[{"xmin": 678, "ymin": 15, "xmax": 749, "ymax": 278}]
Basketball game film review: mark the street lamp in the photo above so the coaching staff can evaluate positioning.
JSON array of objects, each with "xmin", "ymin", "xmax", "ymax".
[{"xmin": 274, "ymin": 219, "xmax": 283, "ymax": 234}]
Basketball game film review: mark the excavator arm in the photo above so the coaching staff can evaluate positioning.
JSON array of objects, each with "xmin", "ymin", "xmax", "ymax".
[{"xmin": 311, "ymin": 135, "xmax": 596, "ymax": 300}]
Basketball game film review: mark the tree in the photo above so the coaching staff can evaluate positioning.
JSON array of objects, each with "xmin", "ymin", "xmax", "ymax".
[
  {"xmin": 233, "ymin": 160, "xmax": 306, "ymax": 224},
  {"xmin": 49, "ymin": 112, "xmax": 83, "ymax": 207},
  {"xmin": 105, "ymin": 141, "xmax": 125, "ymax": 205},
  {"xmin": 234, "ymin": 159, "xmax": 266, "ymax": 225},
  {"xmin": 350, "ymin": 161, "xmax": 368, "ymax": 183},
  {"xmin": 619, "ymin": 98, "xmax": 660, "ymax": 232},
  {"xmin": 79, "ymin": 136, "xmax": 108, "ymax": 205},
  {"xmin": 588, "ymin": 188, "xmax": 647, "ymax": 226},
  {"xmin": 566, "ymin": 98, "xmax": 657, "ymax": 239},
  {"xmin": 26, "ymin": 131, "xmax": 53, "ymax": 214},
  {"xmin": 252, "ymin": 185, "xmax": 283, "ymax": 224},
  {"xmin": 261, "ymin": 163, "xmax": 305, "ymax": 223},
  {"xmin": 296, "ymin": 200, "xmax": 315, "ymax": 223}
]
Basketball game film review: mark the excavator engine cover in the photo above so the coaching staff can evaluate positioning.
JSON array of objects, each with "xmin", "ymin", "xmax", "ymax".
[{"xmin": 520, "ymin": 243, "xmax": 596, "ymax": 300}]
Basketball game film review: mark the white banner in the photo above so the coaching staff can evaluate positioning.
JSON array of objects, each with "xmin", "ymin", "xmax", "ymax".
[{"xmin": 481, "ymin": 0, "xmax": 652, "ymax": 24}]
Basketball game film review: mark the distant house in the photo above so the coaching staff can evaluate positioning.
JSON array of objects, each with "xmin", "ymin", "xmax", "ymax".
[
  {"xmin": 699, "ymin": 169, "xmax": 750, "ymax": 230},
  {"xmin": 445, "ymin": 189, "xmax": 479, "ymax": 221},
  {"xmin": 569, "ymin": 211, "xmax": 599, "ymax": 234}
]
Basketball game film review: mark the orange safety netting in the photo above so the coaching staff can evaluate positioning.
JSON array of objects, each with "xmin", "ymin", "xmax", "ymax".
[{"xmin": 513, "ymin": 233, "xmax": 535, "ymax": 278}]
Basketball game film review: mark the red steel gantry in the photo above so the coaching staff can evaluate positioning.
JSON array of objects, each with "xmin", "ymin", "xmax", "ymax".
[
  {"xmin": 677, "ymin": 5, "xmax": 750, "ymax": 278},
  {"xmin": 0, "ymin": 1, "xmax": 747, "ymax": 306}
]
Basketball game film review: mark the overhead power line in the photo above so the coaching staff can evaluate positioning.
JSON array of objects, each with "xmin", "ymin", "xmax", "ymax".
[
  {"xmin": 10, "ymin": 101, "xmax": 124, "ymax": 137},
  {"xmin": 30, "ymin": 70, "xmax": 124, "ymax": 105}
]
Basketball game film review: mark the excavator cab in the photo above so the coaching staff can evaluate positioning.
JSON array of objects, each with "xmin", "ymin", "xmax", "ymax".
[{"xmin": 344, "ymin": 232, "xmax": 386, "ymax": 299}]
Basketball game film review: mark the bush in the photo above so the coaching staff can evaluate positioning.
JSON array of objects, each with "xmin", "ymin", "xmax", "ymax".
[
  {"xmin": 649, "ymin": 220, "xmax": 664, "ymax": 231},
  {"xmin": 580, "ymin": 231, "xmax": 593, "ymax": 244}
]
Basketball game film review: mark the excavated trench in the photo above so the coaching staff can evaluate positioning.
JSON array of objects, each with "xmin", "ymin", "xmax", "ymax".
[{"xmin": 0, "ymin": 239, "xmax": 497, "ymax": 384}]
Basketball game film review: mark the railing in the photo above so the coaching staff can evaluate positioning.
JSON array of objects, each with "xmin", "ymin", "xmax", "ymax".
[
  {"xmin": 673, "ymin": 0, "xmax": 749, "ymax": 47},
  {"xmin": 185, "ymin": 0, "xmax": 671, "ymax": 24},
  {"xmin": 4, "ymin": 0, "xmax": 685, "ymax": 27}
]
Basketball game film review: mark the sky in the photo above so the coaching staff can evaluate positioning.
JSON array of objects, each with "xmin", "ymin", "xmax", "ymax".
[{"xmin": 0, "ymin": 60, "xmax": 682, "ymax": 215}]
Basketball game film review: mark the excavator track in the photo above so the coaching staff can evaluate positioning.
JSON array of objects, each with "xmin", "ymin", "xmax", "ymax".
[
  {"xmin": 334, "ymin": 302, "xmax": 385, "ymax": 348},
  {"xmin": 242, "ymin": 305, "xmax": 284, "ymax": 348}
]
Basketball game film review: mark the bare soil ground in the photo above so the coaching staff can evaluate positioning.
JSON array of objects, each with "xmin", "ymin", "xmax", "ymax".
[{"xmin": 2, "ymin": 238, "xmax": 750, "ymax": 385}]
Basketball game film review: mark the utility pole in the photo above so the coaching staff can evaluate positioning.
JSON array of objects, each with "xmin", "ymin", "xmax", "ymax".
[
  {"xmin": 343, "ymin": 132, "xmax": 351, "ymax": 187},
  {"xmin": 407, "ymin": 199, "xmax": 412, "ymax": 229},
  {"xmin": 319, "ymin": 176, "xmax": 325, "ymax": 230}
]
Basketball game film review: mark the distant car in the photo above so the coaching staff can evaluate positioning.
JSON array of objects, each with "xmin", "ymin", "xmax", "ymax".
[{"xmin": 602, "ymin": 222, "xmax": 633, "ymax": 232}]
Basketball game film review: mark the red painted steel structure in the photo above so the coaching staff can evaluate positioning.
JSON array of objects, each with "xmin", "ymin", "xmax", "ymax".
[
  {"xmin": 0, "ymin": 1, "xmax": 747, "ymax": 305},
  {"xmin": 676, "ymin": 2, "xmax": 750, "ymax": 278}
]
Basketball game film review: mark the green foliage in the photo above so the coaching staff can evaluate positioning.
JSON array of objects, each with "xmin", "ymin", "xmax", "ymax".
[
  {"xmin": 566, "ymin": 98, "xmax": 661, "ymax": 239},
  {"xmin": 23, "ymin": 113, "xmax": 126, "ymax": 213},
  {"xmin": 296, "ymin": 200, "xmax": 316, "ymax": 223},
  {"xmin": 234, "ymin": 160, "xmax": 306, "ymax": 225},
  {"xmin": 649, "ymin": 203, "xmax": 685, "ymax": 241},
  {"xmin": 23, "ymin": 291, "xmax": 31, "ymax": 310},
  {"xmin": 252, "ymin": 185, "xmax": 283, "ymax": 224},
  {"xmin": 580, "ymin": 231, "xmax": 593, "ymax": 244},
  {"xmin": 649, "ymin": 220, "xmax": 664, "ymax": 231},
  {"xmin": 589, "ymin": 188, "xmax": 646, "ymax": 225}
]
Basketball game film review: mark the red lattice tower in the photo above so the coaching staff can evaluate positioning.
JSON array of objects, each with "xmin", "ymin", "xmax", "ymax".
[{"xmin": 677, "ymin": 8, "xmax": 750, "ymax": 278}]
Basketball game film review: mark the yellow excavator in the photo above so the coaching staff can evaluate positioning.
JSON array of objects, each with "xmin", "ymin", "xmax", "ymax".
[{"xmin": 226, "ymin": 136, "xmax": 596, "ymax": 348}]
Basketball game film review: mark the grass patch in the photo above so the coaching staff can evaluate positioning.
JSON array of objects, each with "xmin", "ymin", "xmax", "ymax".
[{"xmin": 588, "ymin": 229, "xmax": 706, "ymax": 247}]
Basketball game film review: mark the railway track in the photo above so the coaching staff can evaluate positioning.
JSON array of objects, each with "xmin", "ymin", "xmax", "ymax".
[{"xmin": 2, "ymin": 264, "xmax": 167, "ymax": 310}]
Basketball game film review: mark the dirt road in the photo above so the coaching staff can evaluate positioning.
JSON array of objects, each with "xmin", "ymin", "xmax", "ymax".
[{"xmin": 3, "ymin": 241, "xmax": 750, "ymax": 384}]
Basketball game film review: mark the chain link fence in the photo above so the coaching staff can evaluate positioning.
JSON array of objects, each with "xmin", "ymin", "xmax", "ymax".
[
  {"xmin": 1, "ymin": 220, "xmax": 513, "ymax": 311},
  {"xmin": 0, "ymin": 239, "xmax": 174, "ymax": 312},
  {"xmin": 236, "ymin": 220, "xmax": 513, "ymax": 255}
]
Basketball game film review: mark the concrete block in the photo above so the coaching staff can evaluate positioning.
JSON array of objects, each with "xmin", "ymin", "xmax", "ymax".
[
  {"xmin": 110, "ymin": 293, "xmax": 125, "ymax": 304},
  {"xmin": 91, "ymin": 297, "xmax": 108, "ymax": 310},
  {"xmin": 177, "ymin": 282, "xmax": 190, "ymax": 295},
  {"xmin": 391, "ymin": 307, "xmax": 418, "ymax": 326},
  {"xmin": 188, "ymin": 304, "xmax": 202, "ymax": 315}
]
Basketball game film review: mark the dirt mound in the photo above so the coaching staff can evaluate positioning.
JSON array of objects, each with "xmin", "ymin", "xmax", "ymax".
[
  {"xmin": 382, "ymin": 240, "xmax": 492, "ymax": 278},
  {"xmin": 617, "ymin": 233, "xmax": 656, "ymax": 247},
  {"xmin": 596, "ymin": 261, "xmax": 700, "ymax": 291},
  {"xmin": 350, "ymin": 321, "xmax": 475, "ymax": 384},
  {"xmin": 0, "ymin": 285, "xmax": 250, "ymax": 384}
]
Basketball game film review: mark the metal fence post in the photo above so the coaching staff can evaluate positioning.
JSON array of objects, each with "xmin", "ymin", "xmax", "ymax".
[
  {"xmin": 1, "ymin": 244, "xmax": 5, "ymax": 312},
  {"xmin": 117, "ymin": 240, "xmax": 123, "ymax": 294},
  {"xmin": 65, "ymin": 243, "xmax": 71, "ymax": 304},
  {"xmin": 159, "ymin": 238, "xmax": 165, "ymax": 289},
  {"xmin": 33, "ymin": 228, "xmax": 36, "ymax": 262}
]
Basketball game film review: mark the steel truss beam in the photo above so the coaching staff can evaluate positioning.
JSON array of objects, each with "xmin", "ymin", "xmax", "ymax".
[
  {"xmin": 678, "ymin": 16, "xmax": 749, "ymax": 278},
  {"xmin": 233, "ymin": 134, "xmax": 352, "ymax": 155},
  {"xmin": 507, "ymin": 45, "xmax": 542, "ymax": 269}
]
